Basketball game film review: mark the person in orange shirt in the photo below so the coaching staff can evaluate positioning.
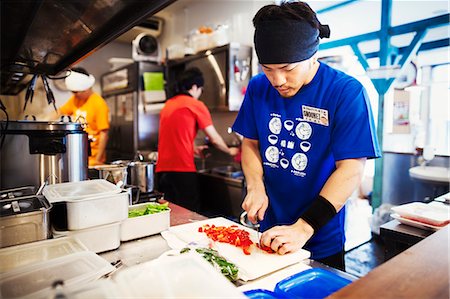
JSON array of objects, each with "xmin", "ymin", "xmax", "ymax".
[
  {"xmin": 156, "ymin": 67, "xmax": 239, "ymax": 212},
  {"xmin": 59, "ymin": 67, "xmax": 110, "ymax": 166}
]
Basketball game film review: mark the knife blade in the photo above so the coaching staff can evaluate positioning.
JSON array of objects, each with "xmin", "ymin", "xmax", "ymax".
[
  {"xmin": 240, "ymin": 211, "xmax": 261, "ymax": 246},
  {"xmin": 255, "ymin": 220, "xmax": 261, "ymax": 247}
]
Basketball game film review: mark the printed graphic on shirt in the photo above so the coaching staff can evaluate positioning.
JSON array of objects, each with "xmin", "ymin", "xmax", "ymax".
[
  {"xmin": 264, "ymin": 109, "xmax": 328, "ymax": 177},
  {"xmin": 74, "ymin": 110, "xmax": 88, "ymax": 127},
  {"xmin": 300, "ymin": 141, "xmax": 311, "ymax": 152},
  {"xmin": 269, "ymin": 116, "xmax": 282, "ymax": 134},
  {"xmin": 295, "ymin": 122, "xmax": 312, "ymax": 140},
  {"xmin": 291, "ymin": 153, "xmax": 308, "ymax": 171},
  {"xmin": 284, "ymin": 120, "xmax": 294, "ymax": 131},
  {"xmin": 268, "ymin": 135, "xmax": 278, "ymax": 145},
  {"xmin": 265, "ymin": 146, "xmax": 280, "ymax": 164},
  {"xmin": 302, "ymin": 105, "xmax": 329, "ymax": 126}
]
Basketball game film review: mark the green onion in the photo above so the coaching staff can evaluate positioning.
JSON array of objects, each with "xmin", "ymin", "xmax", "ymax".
[{"xmin": 128, "ymin": 202, "xmax": 169, "ymax": 218}]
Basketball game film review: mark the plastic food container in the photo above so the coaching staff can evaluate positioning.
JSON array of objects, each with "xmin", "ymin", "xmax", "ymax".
[
  {"xmin": 0, "ymin": 251, "xmax": 115, "ymax": 299},
  {"xmin": 274, "ymin": 268, "xmax": 351, "ymax": 299},
  {"xmin": 391, "ymin": 202, "xmax": 450, "ymax": 227},
  {"xmin": 0, "ymin": 195, "xmax": 52, "ymax": 248},
  {"xmin": 55, "ymin": 279, "xmax": 123, "ymax": 299},
  {"xmin": 120, "ymin": 202, "xmax": 170, "ymax": 241},
  {"xmin": 244, "ymin": 289, "xmax": 287, "ymax": 299},
  {"xmin": 43, "ymin": 179, "xmax": 121, "ymax": 201},
  {"xmin": 43, "ymin": 180, "xmax": 128, "ymax": 230},
  {"xmin": 52, "ymin": 222, "xmax": 121, "ymax": 253},
  {"xmin": 114, "ymin": 253, "xmax": 246, "ymax": 298},
  {"xmin": 0, "ymin": 237, "xmax": 87, "ymax": 273}
]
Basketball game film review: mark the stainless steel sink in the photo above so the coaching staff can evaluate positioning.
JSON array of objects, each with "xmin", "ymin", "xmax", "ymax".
[{"xmin": 197, "ymin": 165, "xmax": 246, "ymax": 220}]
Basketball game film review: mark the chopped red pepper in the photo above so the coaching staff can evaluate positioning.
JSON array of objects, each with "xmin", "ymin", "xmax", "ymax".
[
  {"xmin": 199, "ymin": 224, "xmax": 255, "ymax": 255},
  {"xmin": 256, "ymin": 243, "xmax": 276, "ymax": 254}
]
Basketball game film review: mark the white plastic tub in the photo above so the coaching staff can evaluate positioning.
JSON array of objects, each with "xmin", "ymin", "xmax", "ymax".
[
  {"xmin": 0, "ymin": 251, "xmax": 114, "ymax": 299},
  {"xmin": 120, "ymin": 203, "xmax": 170, "ymax": 241},
  {"xmin": 114, "ymin": 253, "xmax": 246, "ymax": 298},
  {"xmin": 43, "ymin": 180, "xmax": 128, "ymax": 230},
  {"xmin": 55, "ymin": 279, "xmax": 123, "ymax": 299},
  {"xmin": 0, "ymin": 237, "xmax": 87, "ymax": 273},
  {"xmin": 52, "ymin": 222, "xmax": 121, "ymax": 253}
]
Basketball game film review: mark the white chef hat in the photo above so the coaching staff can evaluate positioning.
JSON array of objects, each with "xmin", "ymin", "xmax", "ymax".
[{"xmin": 65, "ymin": 68, "xmax": 95, "ymax": 92}]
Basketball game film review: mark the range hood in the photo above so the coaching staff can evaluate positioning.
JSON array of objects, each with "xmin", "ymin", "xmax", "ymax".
[{"xmin": 0, "ymin": 0, "xmax": 175, "ymax": 95}]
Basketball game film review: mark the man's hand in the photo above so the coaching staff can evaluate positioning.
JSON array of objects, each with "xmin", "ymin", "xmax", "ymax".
[
  {"xmin": 194, "ymin": 145, "xmax": 209, "ymax": 158},
  {"xmin": 260, "ymin": 218, "xmax": 314, "ymax": 255},
  {"xmin": 228, "ymin": 147, "xmax": 240, "ymax": 156},
  {"xmin": 241, "ymin": 186, "xmax": 268, "ymax": 224}
]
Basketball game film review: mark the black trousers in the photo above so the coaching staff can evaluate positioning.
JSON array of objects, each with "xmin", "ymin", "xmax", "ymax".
[
  {"xmin": 156, "ymin": 172, "xmax": 200, "ymax": 212},
  {"xmin": 315, "ymin": 249, "xmax": 345, "ymax": 271}
]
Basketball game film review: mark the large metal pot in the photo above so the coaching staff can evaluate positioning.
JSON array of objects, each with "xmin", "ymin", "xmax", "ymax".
[
  {"xmin": 129, "ymin": 161, "xmax": 155, "ymax": 193},
  {"xmin": 93, "ymin": 165, "xmax": 128, "ymax": 188},
  {"xmin": 0, "ymin": 120, "xmax": 88, "ymax": 189}
]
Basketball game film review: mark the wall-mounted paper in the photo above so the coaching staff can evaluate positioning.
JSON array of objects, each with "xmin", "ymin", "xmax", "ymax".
[{"xmin": 143, "ymin": 72, "xmax": 164, "ymax": 91}]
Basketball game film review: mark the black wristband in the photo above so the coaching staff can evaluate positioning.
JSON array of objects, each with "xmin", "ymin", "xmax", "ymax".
[{"xmin": 300, "ymin": 195, "xmax": 337, "ymax": 233}]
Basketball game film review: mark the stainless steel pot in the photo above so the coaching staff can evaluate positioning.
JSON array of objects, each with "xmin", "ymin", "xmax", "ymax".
[
  {"xmin": 0, "ymin": 120, "xmax": 88, "ymax": 189},
  {"xmin": 93, "ymin": 165, "xmax": 128, "ymax": 188},
  {"xmin": 129, "ymin": 161, "xmax": 155, "ymax": 193}
]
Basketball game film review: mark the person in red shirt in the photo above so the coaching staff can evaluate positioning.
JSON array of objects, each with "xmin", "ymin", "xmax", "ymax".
[{"xmin": 156, "ymin": 67, "xmax": 239, "ymax": 212}]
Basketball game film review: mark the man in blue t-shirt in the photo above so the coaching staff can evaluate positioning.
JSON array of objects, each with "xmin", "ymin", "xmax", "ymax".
[{"xmin": 232, "ymin": 1, "xmax": 381, "ymax": 270}]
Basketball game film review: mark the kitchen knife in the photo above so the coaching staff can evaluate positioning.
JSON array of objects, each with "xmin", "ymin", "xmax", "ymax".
[{"xmin": 240, "ymin": 211, "xmax": 261, "ymax": 246}]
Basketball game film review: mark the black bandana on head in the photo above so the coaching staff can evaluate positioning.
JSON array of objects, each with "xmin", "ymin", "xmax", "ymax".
[{"xmin": 254, "ymin": 19, "xmax": 330, "ymax": 64}]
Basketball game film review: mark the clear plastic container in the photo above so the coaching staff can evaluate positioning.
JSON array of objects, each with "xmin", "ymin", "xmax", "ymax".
[
  {"xmin": 0, "ymin": 237, "xmax": 87, "ymax": 273},
  {"xmin": 120, "ymin": 203, "xmax": 170, "ymax": 241},
  {"xmin": 43, "ymin": 179, "xmax": 121, "ymax": 202},
  {"xmin": 54, "ymin": 279, "xmax": 123, "ymax": 299},
  {"xmin": 52, "ymin": 222, "xmax": 121, "ymax": 253},
  {"xmin": 0, "ymin": 251, "xmax": 115, "ymax": 299},
  {"xmin": 391, "ymin": 202, "xmax": 450, "ymax": 226},
  {"xmin": 114, "ymin": 253, "xmax": 246, "ymax": 298}
]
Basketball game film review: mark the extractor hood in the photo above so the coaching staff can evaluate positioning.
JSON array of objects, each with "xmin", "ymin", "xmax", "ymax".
[{"xmin": 0, "ymin": 0, "xmax": 175, "ymax": 95}]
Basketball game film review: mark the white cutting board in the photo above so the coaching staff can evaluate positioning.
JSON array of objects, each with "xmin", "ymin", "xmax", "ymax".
[{"xmin": 169, "ymin": 217, "xmax": 310, "ymax": 281}]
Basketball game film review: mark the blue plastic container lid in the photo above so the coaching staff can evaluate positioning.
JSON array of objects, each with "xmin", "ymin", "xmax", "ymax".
[
  {"xmin": 244, "ymin": 289, "xmax": 287, "ymax": 299},
  {"xmin": 274, "ymin": 268, "xmax": 352, "ymax": 299}
]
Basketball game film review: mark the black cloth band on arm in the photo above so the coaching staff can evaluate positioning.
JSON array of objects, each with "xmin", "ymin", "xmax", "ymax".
[{"xmin": 300, "ymin": 195, "xmax": 337, "ymax": 233}]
